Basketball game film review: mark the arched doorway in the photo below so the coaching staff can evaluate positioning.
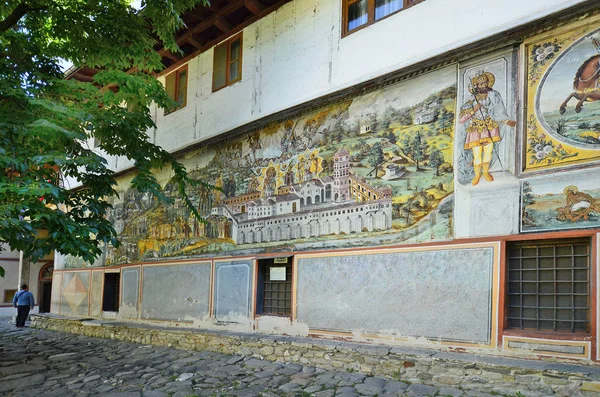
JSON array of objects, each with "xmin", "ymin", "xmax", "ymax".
[{"xmin": 38, "ymin": 263, "xmax": 53, "ymax": 313}]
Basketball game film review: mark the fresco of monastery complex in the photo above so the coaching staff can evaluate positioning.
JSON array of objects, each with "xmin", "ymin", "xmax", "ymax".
[
  {"xmin": 525, "ymin": 18, "xmax": 600, "ymax": 171},
  {"xmin": 77, "ymin": 67, "xmax": 457, "ymax": 267}
]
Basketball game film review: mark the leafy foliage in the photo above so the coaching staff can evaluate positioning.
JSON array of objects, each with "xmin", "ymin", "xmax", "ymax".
[
  {"xmin": 368, "ymin": 142, "xmax": 385, "ymax": 177},
  {"xmin": 401, "ymin": 129, "xmax": 428, "ymax": 171},
  {"xmin": 428, "ymin": 148, "xmax": 444, "ymax": 176},
  {"xmin": 0, "ymin": 0, "xmax": 211, "ymax": 269}
]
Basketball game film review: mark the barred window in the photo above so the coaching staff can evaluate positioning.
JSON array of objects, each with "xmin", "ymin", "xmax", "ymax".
[
  {"xmin": 507, "ymin": 239, "xmax": 590, "ymax": 333},
  {"xmin": 256, "ymin": 258, "xmax": 292, "ymax": 316}
]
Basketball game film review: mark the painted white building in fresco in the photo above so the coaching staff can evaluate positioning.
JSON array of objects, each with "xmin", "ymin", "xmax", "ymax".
[
  {"xmin": 212, "ymin": 147, "xmax": 393, "ymax": 244},
  {"xmin": 50, "ymin": 0, "xmax": 600, "ymax": 368}
]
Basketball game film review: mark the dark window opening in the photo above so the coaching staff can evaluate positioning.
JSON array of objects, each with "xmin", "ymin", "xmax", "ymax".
[
  {"xmin": 103, "ymin": 273, "xmax": 121, "ymax": 312},
  {"xmin": 342, "ymin": 0, "xmax": 425, "ymax": 36},
  {"xmin": 256, "ymin": 258, "xmax": 293, "ymax": 316},
  {"xmin": 507, "ymin": 238, "xmax": 590, "ymax": 333}
]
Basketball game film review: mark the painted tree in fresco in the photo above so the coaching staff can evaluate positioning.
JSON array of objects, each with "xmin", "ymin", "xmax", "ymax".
[
  {"xmin": 555, "ymin": 118, "xmax": 568, "ymax": 136},
  {"xmin": 368, "ymin": 142, "xmax": 385, "ymax": 177},
  {"xmin": 522, "ymin": 182, "xmax": 537, "ymax": 227},
  {"xmin": 429, "ymin": 148, "xmax": 445, "ymax": 176},
  {"xmin": 402, "ymin": 197, "xmax": 415, "ymax": 223},
  {"xmin": 436, "ymin": 108, "xmax": 454, "ymax": 135},
  {"xmin": 401, "ymin": 129, "xmax": 428, "ymax": 171}
]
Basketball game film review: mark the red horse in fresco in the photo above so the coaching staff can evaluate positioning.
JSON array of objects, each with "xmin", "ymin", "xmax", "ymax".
[{"xmin": 559, "ymin": 54, "xmax": 600, "ymax": 114}]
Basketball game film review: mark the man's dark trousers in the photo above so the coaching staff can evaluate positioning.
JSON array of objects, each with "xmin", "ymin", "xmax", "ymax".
[{"xmin": 16, "ymin": 305, "xmax": 30, "ymax": 327}]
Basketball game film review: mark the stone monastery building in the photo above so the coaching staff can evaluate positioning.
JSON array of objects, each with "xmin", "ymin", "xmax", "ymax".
[{"xmin": 7, "ymin": 0, "xmax": 600, "ymax": 366}]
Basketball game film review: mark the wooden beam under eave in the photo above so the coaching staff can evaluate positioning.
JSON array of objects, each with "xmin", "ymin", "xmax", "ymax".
[
  {"xmin": 190, "ymin": 0, "xmax": 245, "ymax": 35},
  {"xmin": 159, "ymin": 0, "xmax": 292, "ymax": 78},
  {"xmin": 187, "ymin": 35, "xmax": 204, "ymax": 50},
  {"xmin": 72, "ymin": 73, "xmax": 94, "ymax": 83},
  {"xmin": 214, "ymin": 16, "xmax": 233, "ymax": 33},
  {"xmin": 244, "ymin": 0, "xmax": 266, "ymax": 14},
  {"xmin": 161, "ymin": 50, "xmax": 181, "ymax": 63}
]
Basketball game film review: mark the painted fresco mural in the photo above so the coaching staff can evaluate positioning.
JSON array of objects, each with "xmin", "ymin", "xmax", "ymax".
[
  {"xmin": 457, "ymin": 54, "xmax": 516, "ymax": 185},
  {"xmin": 76, "ymin": 67, "xmax": 457, "ymax": 267},
  {"xmin": 525, "ymin": 18, "xmax": 600, "ymax": 171},
  {"xmin": 521, "ymin": 170, "xmax": 600, "ymax": 232}
]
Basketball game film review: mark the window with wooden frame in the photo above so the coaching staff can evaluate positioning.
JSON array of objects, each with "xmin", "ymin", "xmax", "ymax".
[
  {"xmin": 506, "ymin": 238, "xmax": 591, "ymax": 334},
  {"xmin": 164, "ymin": 65, "xmax": 188, "ymax": 115},
  {"xmin": 4, "ymin": 289, "xmax": 17, "ymax": 303},
  {"xmin": 342, "ymin": 0, "xmax": 426, "ymax": 36},
  {"xmin": 212, "ymin": 33, "xmax": 243, "ymax": 92}
]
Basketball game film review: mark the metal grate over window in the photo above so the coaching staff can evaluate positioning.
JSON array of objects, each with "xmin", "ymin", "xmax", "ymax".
[
  {"xmin": 507, "ymin": 239, "xmax": 590, "ymax": 333},
  {"xmin": 262, "ymin": 264, "xmax": 292, "ymax": 316}
]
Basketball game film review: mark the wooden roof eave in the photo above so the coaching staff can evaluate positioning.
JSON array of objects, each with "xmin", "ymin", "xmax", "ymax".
[{"xmin": 66, "ymin": 0, "xmax": 292, "ymax": 83}]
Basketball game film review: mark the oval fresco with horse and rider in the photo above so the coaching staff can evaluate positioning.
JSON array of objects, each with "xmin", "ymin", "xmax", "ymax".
[{"xmin": 525, "ymin": 17, "xmax": 600, "ymax": 171}]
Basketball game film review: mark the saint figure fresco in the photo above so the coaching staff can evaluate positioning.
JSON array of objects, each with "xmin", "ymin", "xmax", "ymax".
[{"xmin": 458, "ymin": 71, "xmax": 516, "ymax": 185}]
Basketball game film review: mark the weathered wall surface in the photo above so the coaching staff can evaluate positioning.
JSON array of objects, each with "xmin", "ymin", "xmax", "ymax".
[
  {"xmin": 213, "ymin": 260, "xmax": 253, "ymax": 324},
  {"xmin": 296, "ymin": 246, "xmax": 495, "ymax": 344},
  {"xmin": 0, "ymin": 250, "xmax": 19, "ymax": 316},
  {"xmin": 90, "ymin": 270, "xmax": 103, "ymax": 317},
  {"xmin": 119, "ymin": 268, "xmax": 140, "ymax": 319},
  {"xmin": 141, "ymin": 263, "xmax": 211, "ymax": 321}
]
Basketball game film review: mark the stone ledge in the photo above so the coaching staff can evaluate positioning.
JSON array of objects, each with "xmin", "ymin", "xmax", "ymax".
[{"xmin": 31, "ymin": 314, "xmax": 600, "ymax": 397}]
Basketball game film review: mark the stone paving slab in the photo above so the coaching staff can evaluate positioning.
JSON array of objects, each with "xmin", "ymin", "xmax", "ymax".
[{"xmin": 4, "ymin": 317, "xmax": 600, "ymax": 396}]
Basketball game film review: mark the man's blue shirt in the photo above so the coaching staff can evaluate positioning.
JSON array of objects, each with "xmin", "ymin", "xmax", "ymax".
[{"xmin": 13, "ymin": 290, "xmax": 35, "ymax": 307}]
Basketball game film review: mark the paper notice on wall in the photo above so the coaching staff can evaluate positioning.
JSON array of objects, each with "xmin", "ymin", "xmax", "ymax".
[{"xmin": 270, "ymin": 267, "xmax": 286, "ymax": 281}]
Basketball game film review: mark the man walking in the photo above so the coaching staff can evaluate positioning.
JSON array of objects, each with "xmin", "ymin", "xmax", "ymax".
[{"xmin": 13, "ymin": 284, "xmax": 35, "ymax": 328}]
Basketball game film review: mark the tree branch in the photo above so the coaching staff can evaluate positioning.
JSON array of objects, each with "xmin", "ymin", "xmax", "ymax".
[{"xmin": 0, "ymin": 2, "xmax": 41, "ymax": 33}]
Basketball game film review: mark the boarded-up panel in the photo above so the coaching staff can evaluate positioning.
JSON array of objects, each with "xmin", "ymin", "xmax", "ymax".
[
  {"xmin": 214, "ymin": 261, "xmax": 253, "ymax": 323},
  {"xmin": 90, "ymin": 271, "xmax": 103, "ymax": 317},
  {"xmin": 60, "ymin": 271, "xmax": 90, "ymax": 317},
  {"xmin": 296, "ymin": 247, "xmax": 494, "ymax": 344},
  {"xmin": 120, "ymin": 268, "xmax": 139, "ymax": 319},
  {"xmin": 141, "ymin": 263, "xmax": 211, "ymax": 321}
]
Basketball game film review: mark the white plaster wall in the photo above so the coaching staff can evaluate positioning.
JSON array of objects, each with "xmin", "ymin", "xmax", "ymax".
[
  {"xmin": 102, "ymin": 0, "xmax": 588, "ymax": 174},
  {"xmin": 0, "ymin": 260, "xmax": 19, "ymax": 315},
  {"xmin": 0, "ymin": 248, "xmax": 45, "ymax": 317}
]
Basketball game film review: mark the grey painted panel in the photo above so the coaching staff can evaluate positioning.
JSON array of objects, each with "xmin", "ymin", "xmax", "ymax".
[
  {"xmin": 214, "ymin": 261, "xmax": 253, "ymax": 323},
  {"xmin": 508, "ymin": 341, "xmax": 585, "ymax": 355},
  {"xmin": 60, "ymin": 271, "xmax": 90, "ymax": 316},
  {"xmin": 121, "ymin": 268, "xmax": 139, "ymax": 319},
  {"xmin": 141, "ymin": 263, "xmax": 211, "ymax": 321},
  {"xmin": 90, "ymin": 271, "xmax": 103, "ymax": 317},
  {"xmin": 297, "ymin": 248, "xmax": 494, "ymax": 343}
]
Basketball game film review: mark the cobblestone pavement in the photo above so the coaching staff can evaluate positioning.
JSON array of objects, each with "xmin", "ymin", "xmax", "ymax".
[{"xmin": 0, "ymin": 320, "xmax": 524, "ymax": 397}]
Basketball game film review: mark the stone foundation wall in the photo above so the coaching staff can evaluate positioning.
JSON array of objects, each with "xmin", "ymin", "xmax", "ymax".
[{"xmin": 32, "ymin": 315, "xmax": 600, "ymax": 396}]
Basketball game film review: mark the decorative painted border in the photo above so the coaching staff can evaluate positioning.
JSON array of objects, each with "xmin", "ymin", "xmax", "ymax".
[{"xmin": 519, "ymin": 14, "xmax": 600, "ymax": 176}]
